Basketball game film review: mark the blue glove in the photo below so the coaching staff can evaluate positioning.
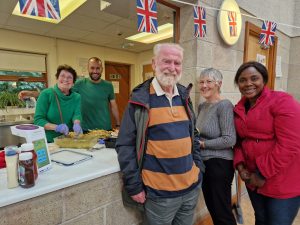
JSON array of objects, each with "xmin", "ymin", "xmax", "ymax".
[
  {"xmin": 55, "ymin": 124, "xmax": 69, "ymax": 135},
  {"xmin": 73, "ymin": 123, "xmax": 83, "ymax": 135}
]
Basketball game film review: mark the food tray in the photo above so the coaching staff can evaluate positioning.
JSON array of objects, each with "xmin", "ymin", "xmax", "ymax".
[{"xmin": 54, "ymin": 136, "xmax": 98, "ymax": 149}]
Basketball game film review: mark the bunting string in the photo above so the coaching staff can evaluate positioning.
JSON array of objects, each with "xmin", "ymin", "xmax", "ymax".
[{"xmin": 169, "ymin": 0, "xmax": 300, "ymax": 30}]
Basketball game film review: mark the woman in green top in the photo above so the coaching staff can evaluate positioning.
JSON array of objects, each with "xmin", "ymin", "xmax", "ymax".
[{"xmin": 34, "ymin": 65, "xmax": 82, "ymax": 142}]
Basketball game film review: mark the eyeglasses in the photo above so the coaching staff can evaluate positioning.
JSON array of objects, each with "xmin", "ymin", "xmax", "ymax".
[
  {"xmin": 198, "ymin": 80, "xmax": 216, "ymax": 86},
  {"xmin": 59, "ymin": 75, "xmax": 73, "ymax": 81}
]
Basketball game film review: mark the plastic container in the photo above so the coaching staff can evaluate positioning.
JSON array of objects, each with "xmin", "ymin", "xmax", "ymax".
[
  {"xmin": 21, "ymin": 143, "xmax": 38, "ymax": 180},
  {"xmin": 54, "ymin": 136, "xmax": 98, "ymax": 149},
  {"xmin": 4, "ymin": 146, "xmax": 19, "ymax": 189},
  {"xmin": 19, "ymin": 152, "xmax": 35, "ymax": 188}
]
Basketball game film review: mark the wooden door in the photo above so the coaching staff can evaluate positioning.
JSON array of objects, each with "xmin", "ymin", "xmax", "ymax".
[
  {"xmin": 244, "ymin": 21, "xmax": 278, "ymax": 89},
  {"xmin": 105, "ymin": 62, "xmax": 130, "ymax": 128},
  {"xmin": 143, "ymin": 64, "xmax": 154, "ymax": 81}
]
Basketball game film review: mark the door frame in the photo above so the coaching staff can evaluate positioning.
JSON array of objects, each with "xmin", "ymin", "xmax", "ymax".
[{"xmin": 243, "ymin": 21, "xmax": 278, "ymax": 90}]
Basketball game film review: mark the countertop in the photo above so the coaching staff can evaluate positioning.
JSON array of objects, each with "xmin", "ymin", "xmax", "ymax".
[{"xmin": 0, "ymin": 146, "xmax": 120, "ymax": 207}]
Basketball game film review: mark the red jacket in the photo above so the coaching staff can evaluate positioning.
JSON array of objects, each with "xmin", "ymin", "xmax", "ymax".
[{"xmin": 234, "ymin": 87, "xmax": 300, "ymax": 199}]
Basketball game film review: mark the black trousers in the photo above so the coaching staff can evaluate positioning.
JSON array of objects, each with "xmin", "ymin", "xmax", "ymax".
[{"xmin": 202, "ymin": 158, "xmax": 236, "ymax": 225}]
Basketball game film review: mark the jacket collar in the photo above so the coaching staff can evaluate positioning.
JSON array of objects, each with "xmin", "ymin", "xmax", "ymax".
[
  {"xmin": 130, "ymin": 77, "xmax": 193, "ymax": 107},
  {"xmin": 235, "ymin": 86, "xmax": 270, "ymax": 112}
]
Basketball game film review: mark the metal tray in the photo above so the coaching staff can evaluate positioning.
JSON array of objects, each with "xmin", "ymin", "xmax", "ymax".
[{"xmin": 50, "ymin": 149, "xmax": 93, "ymax": 166}]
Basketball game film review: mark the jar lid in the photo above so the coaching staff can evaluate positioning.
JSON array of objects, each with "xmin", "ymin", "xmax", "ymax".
[
  {"xmin": 19, "ymin": 152, "xmax": 33, "ymax": 161},
  {"xmin": 21, "ymin": 143, "xmax": 34, "ymax": 152}
]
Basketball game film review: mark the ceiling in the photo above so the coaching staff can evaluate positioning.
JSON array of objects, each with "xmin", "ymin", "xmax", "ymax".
[{"xmin": 0, "ymin": 0, "xmax": 181, "ymax": 53}]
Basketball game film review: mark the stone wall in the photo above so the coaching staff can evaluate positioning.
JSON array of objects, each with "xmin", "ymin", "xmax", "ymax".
[{"xmin": 0, "ymin": 173, "xmax": 142, "ymax": 225}]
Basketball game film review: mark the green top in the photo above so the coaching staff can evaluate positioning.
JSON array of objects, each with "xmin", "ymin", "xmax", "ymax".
[
  {"xmin": 73, "ymin": 78, "xmax": 115, "ymax": 131},
  {"xmin": 34, "ymin": 84, "xmax": 82, "ymax": 142}
]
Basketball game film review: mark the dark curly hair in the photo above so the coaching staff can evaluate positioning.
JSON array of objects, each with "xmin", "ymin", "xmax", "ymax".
[
  {"xmin": 234, "ymin": 61, "xmax": 268, "ymax": 85},
  {"xmin": 55, "ymin": 64, "xmax": 77, "ymax": 83}
]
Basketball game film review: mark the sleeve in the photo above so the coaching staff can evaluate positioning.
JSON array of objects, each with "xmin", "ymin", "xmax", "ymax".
[
  {"xmin": 34, "ymin": 90, "xmax": 51, "ymax": 127},
  {"xmin": 115, "ymin": 104, "xmax": 143, "ymax": 196},
  {"xmin": 233, "ymin": 135, "xmax": 245, "ymax": 168},
  {"xmin": 72, "ymin": 94, "xmax": 82, "ymax": 122},
  {"xmin": 256, "ymin": 94, "xmax": 300, "ymax": 179},
  {"xmin": 204, "ymin": 101, "xmax": 237, "ymax": 149},
  {"xmin": 108, "ymin": 82, "xmax": 115, "ymax": 101},
  {"xmin": 190, "ymin": 100, "xmax": 205, "ymax": 172}
]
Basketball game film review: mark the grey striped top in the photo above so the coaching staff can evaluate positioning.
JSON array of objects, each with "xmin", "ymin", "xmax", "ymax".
[{"xmin": 196, "ymin": 99, "xmax": 236, "ymax": 161}]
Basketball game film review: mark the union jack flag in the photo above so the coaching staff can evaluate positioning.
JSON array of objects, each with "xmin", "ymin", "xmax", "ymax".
[
  {"xmin": 136, "ymin": 0, "xmax": 158, "ymax": 33},
  {"xmin": 228, "ymin": 11, "xmax": 237, "ymax": 37},
  {"xmin": 19, "ymin": 0, "xmax": 61, "ymax": 20},
  {"xmin": 194, "ymin": 6, "xmax": 206, "ymax": 38},
  {"xmin": 259, "ymin": 20, "xmax": 277, "ymax": 46}
]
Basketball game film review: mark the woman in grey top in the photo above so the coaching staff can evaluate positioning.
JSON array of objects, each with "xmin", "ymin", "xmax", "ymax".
[{"xmin": 196, "ymin": 68, "xmax": 236, "ymax": 225}]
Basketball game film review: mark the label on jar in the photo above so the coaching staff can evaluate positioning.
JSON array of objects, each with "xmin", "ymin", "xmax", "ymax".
[{"xmin": 19, "ymin": 165, "xmax": 26, "ymax": 186}]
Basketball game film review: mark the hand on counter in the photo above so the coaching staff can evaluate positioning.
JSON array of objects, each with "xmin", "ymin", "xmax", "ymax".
[{"xmin": 55, "ymin": 124, "xmax": 69, "ymax": 135}]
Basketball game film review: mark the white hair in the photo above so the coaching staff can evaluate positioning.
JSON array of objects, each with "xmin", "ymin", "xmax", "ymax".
[
  {"xmin": 197, "ymin": 68, "xmax": 223, "ymax": 82},
  {"xmin": 153, "ymin": 43, "xmax": 184, "ymax": 58}
]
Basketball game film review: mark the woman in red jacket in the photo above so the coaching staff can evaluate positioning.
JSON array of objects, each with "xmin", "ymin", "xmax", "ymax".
[{"xmin": 234, "ymin": 61, "xmax": 300, "ymax": 225}]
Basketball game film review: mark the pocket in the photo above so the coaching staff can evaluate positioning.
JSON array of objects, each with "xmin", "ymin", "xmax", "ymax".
[{"xmin": 121, "ymin": 187, "xmax": 145, "ymax": 212}]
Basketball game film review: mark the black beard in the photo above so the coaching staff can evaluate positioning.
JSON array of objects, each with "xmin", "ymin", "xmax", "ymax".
[{"xmin": 89, "ymin": 73, "xmax": 101, "ymax": 81}]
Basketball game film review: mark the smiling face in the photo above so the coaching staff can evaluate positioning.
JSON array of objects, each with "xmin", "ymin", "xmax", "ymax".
[
  {"xmin": 57, "ymin": 70, "xmax": 74, "ymax": 94},
  {"xmin": 237, "ymin": 66, "xmax": 265, "ymax": 105},
  {"xmin": 88, "ymin": 59, "xmax": 103, "ymax": 82},
  {"xmin": 152, "ymin": 46, "xmax": 183, "ymax": 88},
  {"xmin": 198, "ymin": 76, "xmax": 221, "ymax": 101}
]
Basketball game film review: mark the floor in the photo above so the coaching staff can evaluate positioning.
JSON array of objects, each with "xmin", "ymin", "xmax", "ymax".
[{"xmin": 240, "ymin": 192, "xmax": 300, "ymax": 225}]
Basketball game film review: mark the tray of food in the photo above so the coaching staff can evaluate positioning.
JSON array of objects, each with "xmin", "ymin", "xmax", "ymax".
[{"xmin": 54, "ymin": 134, "xmax": 98, "ymax": 149}]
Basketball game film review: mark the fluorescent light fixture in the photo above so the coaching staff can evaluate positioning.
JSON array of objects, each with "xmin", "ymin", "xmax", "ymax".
[
  {"xmin": 126, "ymin": 23, "xmax": 173, "ymax": 44},
  {"xmin": 12, "ymin": 0, "xmax": 87, "ymax": 24},
  {"xmin": 100, "ymin": 0, "xmax": 111, "ymax": 11}
]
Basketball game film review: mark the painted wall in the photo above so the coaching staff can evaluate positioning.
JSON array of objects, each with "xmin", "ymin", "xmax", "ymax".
[{"xmin": 0, "ymin": 28, "xmax": 141, "ymax": 90}]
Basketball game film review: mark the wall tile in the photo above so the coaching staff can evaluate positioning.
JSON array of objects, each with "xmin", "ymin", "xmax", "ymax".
[{"xmin": 63, "ymin": 173, "xmax": 122, "ymax": 221}]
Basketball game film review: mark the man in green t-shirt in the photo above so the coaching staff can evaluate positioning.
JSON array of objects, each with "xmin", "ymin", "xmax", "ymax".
[
  {"xmin": 73, "ymin": 57, "xmax": 119, "ymax": 131},
  {"xmin": 19, "ymin": 57, "xmax": 120, "ymax": 131}
]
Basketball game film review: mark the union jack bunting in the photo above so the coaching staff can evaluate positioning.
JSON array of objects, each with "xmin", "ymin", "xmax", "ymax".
[
  {"xmin": 193, "ymin": 6, "xmax": 206, "ymax": 38},
  {"xmin": 19, "ymin": 0, "xmax": 61, "ymax": 20},
  {"xmin": 259, "ymin": 20, "xmax": 277, "ymax": 46},
  {"xmin": 136, "ymin": 0, "xmax": 158, "ymax": 33},
  {"xmin": 228, "ymin": 11, "xmax": 237, "ymax": 37}
]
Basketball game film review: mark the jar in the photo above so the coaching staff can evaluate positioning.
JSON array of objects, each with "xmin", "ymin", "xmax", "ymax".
[
  {"xmin": 21, "ymin": 143, "xmax": 38, "ymax": 180},
  {"xmin": 19, "ymin": 152, "xmax": 35, "ymax": 188}
]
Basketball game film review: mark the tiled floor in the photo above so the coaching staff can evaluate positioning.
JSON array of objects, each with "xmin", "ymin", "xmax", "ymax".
[{"xmin": 241, "ymin": 193, "xmax": 300, "ymax": 225}]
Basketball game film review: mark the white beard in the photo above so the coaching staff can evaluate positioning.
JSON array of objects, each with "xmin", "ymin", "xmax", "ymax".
[{"xmin": 155, "ymin": 69, "xmax": 181, "ymax": 87}]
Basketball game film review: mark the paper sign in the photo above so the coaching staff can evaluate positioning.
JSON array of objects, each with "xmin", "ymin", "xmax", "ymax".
[{"xmin": 112, "ymin": 81, "xmax": 119, "ymax": 94}]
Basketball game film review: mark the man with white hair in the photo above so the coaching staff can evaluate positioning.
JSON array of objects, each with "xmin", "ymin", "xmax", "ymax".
[{"xmin": 116, "ymin": 43, "xmax": 204, "ymax": 225}]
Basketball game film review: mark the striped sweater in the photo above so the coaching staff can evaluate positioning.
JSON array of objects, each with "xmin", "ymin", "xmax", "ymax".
[{"xmin": 142, "ymin": 85, "xmax": 200, "ymax": 198}]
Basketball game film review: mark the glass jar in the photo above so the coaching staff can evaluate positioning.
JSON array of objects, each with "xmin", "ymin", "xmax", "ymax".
[
  {"xmin": 19, "ymin": 152, "xmax": 35, "ymax": 188},
  {"xmin": 20, "ymin": 143, "xmax": 38, "ymax": 180}
]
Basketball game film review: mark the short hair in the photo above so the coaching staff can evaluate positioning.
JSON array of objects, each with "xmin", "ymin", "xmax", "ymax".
[
  {"xmin": 235, "ymin": 61, "xmax": 268, "ymax": 84},
  {"xmin": 153, "ymin": 43, "xmax": 184, "ymax": 58},
  {"xmin": 88, "ymin": 57, "xmax": 102, "ymax": 64},
  {"xmin": 55, "ymin": 64, "xmax": 77, "ymax": 82},
  {"xmin": 197, "ymin": 68, "xmax": 223, "ymax": 82}
]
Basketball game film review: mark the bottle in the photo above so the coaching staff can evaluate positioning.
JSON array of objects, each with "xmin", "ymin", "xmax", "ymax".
[
  {"xmin": 21, "ymin": 143, "xmax": 38, "ymax": 180},
  {"xmin": 19, "ymin": 152, "xmax": 35, "ymax": 188},
  {"xmin": 4, "ymin": 146, "xmax": 19, "ymax": 189}
]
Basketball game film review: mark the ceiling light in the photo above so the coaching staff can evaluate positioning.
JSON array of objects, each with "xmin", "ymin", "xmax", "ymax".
[
  {"xmin": 12, "ymin": 0, "xmax": 87, "ymax": 24},
  {"xmin": 100, "ymin": 0, "xmax": 111, "ymax": 11},
  {"xmin": 126, "ymin": 23, "xmax": 173, "ymax": 44}
]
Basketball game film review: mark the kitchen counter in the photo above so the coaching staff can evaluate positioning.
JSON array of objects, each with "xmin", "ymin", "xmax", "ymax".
[{"xmin": 0, "ymin": 146, "xmax": 120, "ymax": 207}]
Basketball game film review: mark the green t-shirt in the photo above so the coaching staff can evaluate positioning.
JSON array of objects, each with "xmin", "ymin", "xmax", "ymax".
[
  {"xmin": 73, "ymin": 78, "xmax": 115, "ymax": 131},
  {"xmin": 34, "ymin": 84, "xmax": 82, "ymax": 143}
]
